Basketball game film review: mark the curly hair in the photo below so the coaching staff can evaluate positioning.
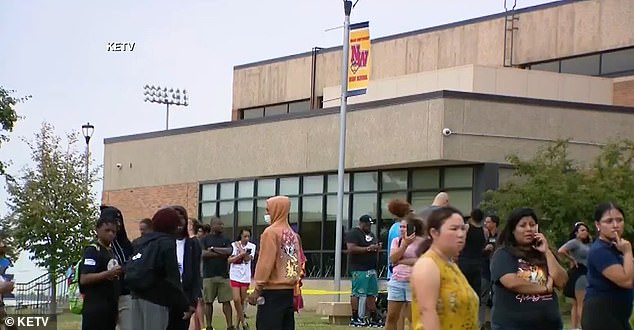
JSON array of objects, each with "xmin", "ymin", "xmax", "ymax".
[{"xmin": 388, "ymin": 199, "xmax": 412, "ymax": 218}]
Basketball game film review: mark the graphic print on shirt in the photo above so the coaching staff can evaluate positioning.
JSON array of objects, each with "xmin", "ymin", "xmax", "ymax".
[
  {"xmin": 515, "ymin": 258, "xmax": 553, "ymax": 302},
  {"xmin": 281, "ymin": 229, "xmax": 299, "ymax": 279}
]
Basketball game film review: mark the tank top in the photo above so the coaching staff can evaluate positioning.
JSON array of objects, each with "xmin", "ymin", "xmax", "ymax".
[{"xmin": 411, "ymin": 249, "xmax": 479, "ymax": 330}]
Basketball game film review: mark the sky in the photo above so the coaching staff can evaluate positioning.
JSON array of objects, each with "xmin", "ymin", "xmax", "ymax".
[{"xmin": 1, "ymin": 0, "xmax": 555, "ymax": 280}]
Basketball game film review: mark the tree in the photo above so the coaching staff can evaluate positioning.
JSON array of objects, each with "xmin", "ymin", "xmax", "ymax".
[
  {"xmin": 481, "ymin": 140, "xmax": 634, "ymax": 246},
  {"xmin": 5, "ymin": 122, "xmax": 97, "ymax": 313},
  {"xmin": 0, "ymin": 86, "xmax": 30, "ymax": 176}
]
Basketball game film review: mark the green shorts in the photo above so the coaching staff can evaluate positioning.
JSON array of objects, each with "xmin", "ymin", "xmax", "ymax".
[
  {"xmin": 351, "ymin": 270, "xmax": 378, "ymax": 297},
  {"xmin": 203, "ymin": 276, "xmax": 232, "ymax": 303}
]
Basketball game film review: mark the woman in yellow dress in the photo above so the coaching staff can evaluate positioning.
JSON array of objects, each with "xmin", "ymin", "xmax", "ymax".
[{"xmin": 410, "ymin": 206, "xmax": 478, "ymax": 330}]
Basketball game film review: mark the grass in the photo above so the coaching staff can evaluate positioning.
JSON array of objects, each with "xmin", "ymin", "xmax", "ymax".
[{"xmin": 53, "ymin": 309, "xmax": 353, "ymax": 330}]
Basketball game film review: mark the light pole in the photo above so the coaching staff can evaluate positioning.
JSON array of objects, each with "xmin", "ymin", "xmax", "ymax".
[
  {"xmin": 143, "ymin": 85, "xmax": 189, "ymax": 130},
  {"xmin": 334, "ymin": 0, "xmax": 353, "ymax": 301},
  {"xmin": 81, "ymin": 122, "xmax": 94, "ymax": 182}
]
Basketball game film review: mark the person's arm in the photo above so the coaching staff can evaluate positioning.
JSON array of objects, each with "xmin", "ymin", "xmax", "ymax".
[
  {"xmin": 253, "ymin": 231, "xmax": 276, "ymax": 291},
  {"xmin": 159, "ymin": 240, "xmax": 191, "ymax": 311},
  {"xmin": 557, "ymin": 239, "xmax": 578, "ymax": 267},
  {"xmin": 599, "ymin": 236, "xmax": 634, "ymax": 288},
  {"xmin": 411, "ymin": 257, "xmax": 441, "ymax": 330},
  {"xmin": 492, "ymin": 249, "xmax": 551, "ymax": 295},
  {"xmin": 389, "ymin": 237, "xmax": 405, "ymax": 264},
  {"xmin": 79, "ymin": 246, "xmax": 120, "ymax": 286},
  {"xmin": 191, "ymin": 240, "xmax": 203, "ymax": 304},
  {"xmin": 396, "ymin": 257, "xmax": 418, "ymax": 266},
  {"xmin": 227, "ymin": 243, "xmax": 245, "ymax": 264},
  {"xmin": 545, "ymin": 248, "xmax": 568, "ymax": 288}
]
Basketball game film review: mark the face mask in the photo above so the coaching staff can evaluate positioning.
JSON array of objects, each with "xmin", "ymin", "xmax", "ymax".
[{"xmin": 264, "ymin": 214, "xmax": 271, "ymax": 224}]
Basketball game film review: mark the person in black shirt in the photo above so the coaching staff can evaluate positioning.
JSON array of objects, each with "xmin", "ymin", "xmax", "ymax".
[
  {"xmin": 201, "ymin": 218, "xmax": 234, "ymax": 330},
  {"xmin": 480, "ymin": 214, "xmax": 499, "ymax": 329},
  {"xmin": 79, "ymin": 216, "xmax": 122, "ymax": 330},
  {"xmin": 345, "ymin": 215, "xmax": 382, "ymax": 327},
  {"xmin": 458, "ymin": 209, "xmax": 487, "ymax": 300}
]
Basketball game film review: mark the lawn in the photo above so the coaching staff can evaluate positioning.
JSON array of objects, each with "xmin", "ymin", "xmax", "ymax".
[{"xmin": 54, "ymin": 309, "xmax": 352, "ymax": 330}]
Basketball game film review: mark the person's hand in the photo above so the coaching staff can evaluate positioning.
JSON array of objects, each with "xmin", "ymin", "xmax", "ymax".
[
  {"xmin": 402, "ymin": 233, "xmax": 416, "ymax": 246},
  {"xmin": 235, "ymin": 241, "xmax": 245, "ymax": 253},
  {"xmin": 107, "ymin": 265, "xmax": 123, "ymax": 279},
  {"xmin": 484, "ymin": 244, "xmax": 494, "ymax": 252},
  {"xmin": 247, "ymin": 289, "xmax": 261, "ymax": 306},
  {"xmin": 0, "ymin": 281, "xmax": 14, "ymax": 294},
  {"xmin": 614, "ymin": 232, "xmax": 632, "ymax": 254},
  {"xmin": 532, "ymin": 233, "xmax": 549, "ymax": 253},
  {"xmin": 570, "ymin": 259, "xmax": 578, "ymax": 268},
  {"xmin": 182, "ymin": 306, "xmax": 196, "ymax": 320},
  {"xmin": 545, "ymin": 277, "xmax": 554, "ymax": 294}
]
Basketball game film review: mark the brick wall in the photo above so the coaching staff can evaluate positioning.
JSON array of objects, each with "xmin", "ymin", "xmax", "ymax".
[
  {"xmin": 614, "ymin": 79, "xmax": 634, "ymax": 106},
  {"xmin": 101, "ymin": 182, "xmax": 199, "ymax": 239}
]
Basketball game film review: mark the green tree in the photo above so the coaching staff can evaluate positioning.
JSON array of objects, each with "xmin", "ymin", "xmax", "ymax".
[
  {"xmin": 0, "ymin": 213, "xmax": 21, "ymax": 263},
  {"xmin": 0, "ymin": 86, "xmax": 30, "ymax": 176},
  {"xmin": 6, "ymin": 122, "xmax": 97, "ymax": 313}
]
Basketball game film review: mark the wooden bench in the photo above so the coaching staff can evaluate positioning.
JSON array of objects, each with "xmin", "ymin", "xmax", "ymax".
[{"xmin": 316, "ymin": 302, "xmax": 351, "ymax": 325}]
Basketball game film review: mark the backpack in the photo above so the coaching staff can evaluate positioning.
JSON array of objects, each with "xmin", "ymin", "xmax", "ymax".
[
  {"xmin": 68, "ymin": 244, "xmax": 98, "ymax": 314},
  {"xmin": 124, "ymin": 236, "xmax": 163, "ymax": 292}
]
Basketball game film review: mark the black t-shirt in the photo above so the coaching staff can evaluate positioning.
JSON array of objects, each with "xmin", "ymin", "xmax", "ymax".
[
  {"xmin": 202, "ymin": 233, "xmax": 231, "ymax": 278},
  {"xmin": 345, "ymin": 228, "xmax": 378, "ymax": 272},
  {"xmin": 80, "ymin": 243, "xmax": 120, "ymax": 310},
  {"xmin": 460, "ymin": 224, "xmax": 486, "ymax": 260},
  {"xmin": 490, "ymin": 247, "xmax": 562, "ymax": 330},
  {"xmin": 482, "ymin": 232, "xmax": 498, "ymax": 281}
]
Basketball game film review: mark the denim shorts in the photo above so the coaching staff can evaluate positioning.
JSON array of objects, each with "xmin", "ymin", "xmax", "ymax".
[{"xmin": 387, "ymin": 279, "xmax": 411, "ymax": 302}]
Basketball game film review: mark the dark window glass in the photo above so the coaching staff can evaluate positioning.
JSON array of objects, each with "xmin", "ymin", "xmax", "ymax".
[
  {"xmin": 325, "ymin": 195, "xmax": 349, "ymax": 250},
  {"xmin": 288, "ymin": 100, "xmax": 310, "ymax": 113},
  {"xmin": 242, "ymin": 108, "xmax": 264, "ymax": 119},
  {"xmin": 219, "ymin": 201, "xmax": 235, "ymax": 238},
  {"xmin": 301, "ymin": 196, "xmax": 323, "ymax": 250},
  {"xmin": 353, "ymin": 172, "xmax": 378, "ymax": 191},
  {"xmin": 444, "ymin": 167, "xmax": 473, "ymax": 188},
  {"xmin": 382, "ymin": 170, "xmax": 408, "ymax": 191},
  {"xmin": 601, "ymin": 48, "xmax": 634, "ymax": 75},
  {"xmin": 322, "ymin": 253, "xmax": 346, "ymax": 278},
  {"xmin": 412, "ymin": 168, "xmax": 440, "ymax": 190},
  {"xmin": 237, "ymin": 200, "xmax": 253, "ymax": 229},
  {"xmin": 560, "ymin": 55, "xmax": 600, "ymax": 76},
  {"xmin": 530, "ymin": 61, "xmax": 559, "ymax": 73},
  {"xmin": 304, "ymin": 252, "xmax": 321, "ymax": 278},
  {"xmin": 264, "ymin": 104, "xmax": 287, "ymax": 117},
  {"xmin": 200, "ymin": 202, "xmax": 217, "ymax": 221},
  {"xmin": 327, "ymin": 174, "xmax": 350, "ymax": 193}
]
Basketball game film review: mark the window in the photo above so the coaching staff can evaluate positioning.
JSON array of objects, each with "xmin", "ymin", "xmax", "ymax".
[
  {"xmin": 198, "ymin": 165, "xmax": 475, "ymax": 278},
  {"xmin": 303, "ymin": 175, "xmax": 324, "ymax": 194},
  {"xmin": 601, "ymin": 48, "xmax": 634, "ymax": 75},
  {"xmin": 288, "ymin": 100, "xmax": 310, "ymax": 114},
  {"xmin": 530, "ymin": 61, "xmax": 559, "ymax": 73},
  {"xmin": 264, "ymin": 104, "xmax": 287, "ymax": 117},
  {"xmin": 560, "ymin": 55, "xmax": 600, "ymax": 76},
  {"xmin": 241, "ymin": 107, "xmax": 264, "ymax": 119}
]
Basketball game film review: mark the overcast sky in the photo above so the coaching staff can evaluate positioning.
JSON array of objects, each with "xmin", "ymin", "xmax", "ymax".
[{"xmin": 0, "ymin": 0, "xmax": 557, "ymax": 221}]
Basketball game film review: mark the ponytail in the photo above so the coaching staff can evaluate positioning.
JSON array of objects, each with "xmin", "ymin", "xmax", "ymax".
[{"xmin": 417, "ymin": 236, "xmax": 432, "ymax": 257}]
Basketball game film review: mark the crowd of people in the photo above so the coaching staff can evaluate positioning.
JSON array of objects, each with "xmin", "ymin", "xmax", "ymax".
[
  {"xmin": 77, "ymin": 195, "xmax": 304, "ymax": 330},
  {"xmin": 14, "ymin": 190, "xmax": 628, "ymax": 330}
]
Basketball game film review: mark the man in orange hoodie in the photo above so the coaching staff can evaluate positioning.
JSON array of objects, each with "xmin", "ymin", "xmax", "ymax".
[{"xmin": 247, "ymin": 196, "xmax": 302, "ymax": 330}]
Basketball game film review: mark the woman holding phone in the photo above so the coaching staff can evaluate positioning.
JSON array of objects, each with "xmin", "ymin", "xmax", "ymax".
[
  {"xmin": 228, "ymin": 228, "xmax": 256, "ymax": 330},
  {"xmin": 582, "ymin": 203, "xmax": 634, "ymax": 330}
]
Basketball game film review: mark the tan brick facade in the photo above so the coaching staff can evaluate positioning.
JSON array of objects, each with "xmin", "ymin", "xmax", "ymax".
[
  {"xmin": 614, "ymin": 79, "xmax": 634, "ymax": 106},
  {"xmin": 101, "ymin": 182, "xmax": 199, "ymax": 239}
]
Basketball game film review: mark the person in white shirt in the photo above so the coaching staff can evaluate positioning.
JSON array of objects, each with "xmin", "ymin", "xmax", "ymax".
[{"xmin": 228, "ymin": 229, "xmax": 256, "ymax": 330}]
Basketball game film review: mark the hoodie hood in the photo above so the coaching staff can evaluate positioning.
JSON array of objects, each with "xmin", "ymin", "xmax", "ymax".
[
  {"xmin": 100, "ymin": 205, "xmax": 133, "ymax": 259},
  {"xmin": 132, "ymin": 231, "xmax": 171, "ymax": 247},
  {"xmin": 267, "ymin": 196, "xmax": 290, "ymax": 225}
]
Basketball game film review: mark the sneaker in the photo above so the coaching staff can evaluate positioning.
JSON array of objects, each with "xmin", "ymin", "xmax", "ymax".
[
  {"xmin": 349, "ymin": 317, "xmax": 367, "ymax": 327},
  {"xmin": 367, "ymin": 318, "xmax": 384, "ymax": 328}
]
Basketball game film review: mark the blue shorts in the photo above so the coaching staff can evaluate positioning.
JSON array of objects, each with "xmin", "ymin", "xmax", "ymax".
[
  {"xmin": 387, "ymin": 279, "xmax": 411, "ymax": 302},
  {"xmin": 351, "ymin": 270, "xmax": 378, "ymax": 297}
]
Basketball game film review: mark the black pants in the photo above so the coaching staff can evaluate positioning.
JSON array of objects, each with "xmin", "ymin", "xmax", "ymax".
[
  {"xmin": 167, "ymin": 306, "xmax": 190, "ymax": 330},
  {"xmin": 82, "ymin": 302, "xmax": 117, "ymax": 330},
  {"xmin": 458, "ymin": 259, "xmax": 482, "ymax": 297},
  {"xmin": 582, "ymin": 296, "xmax": 632, "ymax": 330},
  {"xmin": 256, "ymin": 289, "xmax": 294, "ymax": 330}
]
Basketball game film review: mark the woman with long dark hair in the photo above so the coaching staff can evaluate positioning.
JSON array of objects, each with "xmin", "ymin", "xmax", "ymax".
[
  {"xmin": 558, "ymin": 221, "xmax": 592, "ymax": 330},
  {"xmin": 410, "ymin": 206, "xmax": 478, "ymax": 329},
  {"xmin": 582, "ymin": 202, "xmax": 634, "ymax": 330},
  {"xmin": 490, "ymin": 207, "xmax": 567, "ymax": 330},
  {"xmin": 228, "ymin": 228, "xmax": 256, "ymax": 330}
]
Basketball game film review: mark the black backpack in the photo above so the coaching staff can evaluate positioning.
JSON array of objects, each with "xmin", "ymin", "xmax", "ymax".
[{"xmin": 125, "ymin": 236, "xmax": 163, "ymax": 292}]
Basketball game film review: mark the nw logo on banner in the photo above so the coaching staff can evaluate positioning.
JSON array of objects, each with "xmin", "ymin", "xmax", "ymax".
[{"xmin": 350, "ymin": 45, "xmax": 369, "ymax": 74}]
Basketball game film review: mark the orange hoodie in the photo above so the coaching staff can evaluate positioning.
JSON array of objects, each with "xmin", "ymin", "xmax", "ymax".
[{"xmin": 253, "ymin": 196, "xmax": 302, "ymax": 290}]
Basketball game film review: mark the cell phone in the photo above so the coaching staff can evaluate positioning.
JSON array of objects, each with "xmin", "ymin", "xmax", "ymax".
[
  {"xmin": 532, "ymin": 224, "xmax": 542, "ymax": 248},
  {"xmin": 246, "ymin": 248, "xmax": 252, "ymax": 254},
  {"xmin": 406, "ymin": 223, "xmax": 415, "ymax": 236}
]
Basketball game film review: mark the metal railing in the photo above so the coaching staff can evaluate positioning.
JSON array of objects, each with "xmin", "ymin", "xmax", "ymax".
[{"xmin": 10, "ymin": 272, "xmax": 68, "ymax": 314}]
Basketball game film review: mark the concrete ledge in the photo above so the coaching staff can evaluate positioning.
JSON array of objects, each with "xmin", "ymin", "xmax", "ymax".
[{"xmin": 317, "ymin": 302, "xmax": 351, "ymax": 325}]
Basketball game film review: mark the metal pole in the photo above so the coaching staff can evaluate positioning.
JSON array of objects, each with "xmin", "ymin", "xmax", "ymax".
[
  {"xmin": 85, "ymin": 142, "xmax": 89, "ymax": 181},
  {"xmin": 166, "ymin": 103, "xmax": 170, "ymax": 130},
  {"xmin": 334, "ymin": 0, "xmax": 352, "ymax": 301}
]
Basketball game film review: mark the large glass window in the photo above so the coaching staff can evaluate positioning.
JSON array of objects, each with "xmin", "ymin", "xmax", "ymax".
[
  {"xmin": 601, "ymin": 48, "xmax": 634, "ymax": 75},
  {"xmin": 288, "ymin": 100, "xmax": 310, "ymax": 114},
  {"xmin": 560, "ymin": 55, "xmax": 600, "ymax": 76},
  {"xmin": 530, "ymin": 61, "xmax": 559, "ymax": 73},
  {"xmin": 241, "ymin": 108, "xmax": 264, "ymax": 119},
  {"xmin": 264, "ymin": 104, "xmax": 287, "ymax": 117},
  {"xmin": 199, "ymin": 165, "xmax": 474, "ymax": 278}
]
